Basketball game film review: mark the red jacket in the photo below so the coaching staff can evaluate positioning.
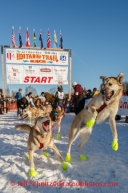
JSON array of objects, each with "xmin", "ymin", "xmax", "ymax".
[{"xmin": 74, "ymin": 84, "xmax": 83, "ymax": 98}]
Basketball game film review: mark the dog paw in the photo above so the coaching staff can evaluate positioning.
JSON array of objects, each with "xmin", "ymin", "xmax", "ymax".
[
  {"xmin": 65, "ymin": 153, "xmax": 71, "ymax": 162},
  {"xmin": 43, "ymin": 152, "xmax": 49, "ymax": 157},
  {"xmin": 61, "ymin": 162, "xmax": 68, "ymax": 171},
  {"xmin": 56, "ymin": 133, "xmax": 62, "ymax": 139},
  {"xmin": 29, "ymin": 168, "xmax": 37, "ymax": 177},
  {"xmin": 112, "ymin": 140, "xmax": 118, "ymax": 151},
  {"xmin": 25, "ymin": 154, "xmax": 29, "ymax": 160},
  {"xmin": 80, "ymin": 154, "xmax": 88, "ymax": 161}
]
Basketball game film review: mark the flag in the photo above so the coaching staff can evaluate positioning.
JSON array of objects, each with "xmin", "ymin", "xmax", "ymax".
[
  {"xmin": 33, "ymin": 30, "xmax": 36, "ymax": 47},
  {"xmin": 59, "ymin": 30, "xmax": 63, "ymax": 49},
  {"xmin": 26, "ymin": 27, "xmax": 30, "ymax": 47},
  {"xmin": 39, "ymin": 30, "xmax": 43, "ymax": 49},
  {"xmin": 47, "ymin": 29, "xmax": 51, "ymax": 48},
  {"xmin": 19, "ymin": 27, "xmax": 23, "ymax": 48},
  {"xmin": 12, "ymin": 27, "xmax": 16, "ymax": 47},
  {"xmin": 53, "ymin": 30, "xmax": 58, "ymax": 48}
]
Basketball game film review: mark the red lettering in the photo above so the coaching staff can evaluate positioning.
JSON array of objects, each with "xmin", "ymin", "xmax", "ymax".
[
  {"xmin": 30, "ymin": 60, "xmax": 34, "ymax": 63},
  {"xmin": 24, "ymin": 76, "xmax": 29, "ymax": 83},
  {"xmin": 41, "ymin": 77, "xmax": 47, "ymax": 83},
  {"xmin": 47, "ymin": 77, "xmax": 53, "ymax": 83},
  {"xmin": 119, "ymin": 101, "xmax": 123, "ymax": 108},
  {"xmin": 123, "ymin": 102, "xmax": 128, "ymax": 109},
  {"xmin": 34, "ymin": 77, "xmax": 40, "ymax": 83},
  {"xmin": 119, "ymin": 101, "xmax": 128, "ymax": 109},
  {"xmin": 31, "ymin": 76, "xmax": 36, "ymax": 83}
]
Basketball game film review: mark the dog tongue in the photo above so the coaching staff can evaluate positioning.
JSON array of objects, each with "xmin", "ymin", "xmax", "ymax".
[
  {"xmin": 42, "ymin": 121, "xmax": 50, "ymax": 132},
  {"xmin": 107, "ymin": 92, "xmax": 112, "ymax": 97}
]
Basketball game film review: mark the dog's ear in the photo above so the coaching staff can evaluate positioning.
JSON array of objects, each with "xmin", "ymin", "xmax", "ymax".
[
  {"xmin": 100, "ymin": 76, "xmax": 108, "ymax": 81},
  {"xmin": 116, "ymin": 73, "xmax": 124, "ymax": 84}
]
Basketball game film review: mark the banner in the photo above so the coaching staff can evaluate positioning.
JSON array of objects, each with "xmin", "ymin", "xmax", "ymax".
[
  {"xmin": 6, "ymin": 65, "xmax": 68, "ymax": 84},
  {"xmin": 6, "ymin": 49, "xmax": 68, "ymax": 65},
  {"xmin": 83, "ymin": 96, "xmax": 128, "ymax": 116},
  {"xmin": 117, "ymin": 96, "xmax": 128, "ymax": 116}
]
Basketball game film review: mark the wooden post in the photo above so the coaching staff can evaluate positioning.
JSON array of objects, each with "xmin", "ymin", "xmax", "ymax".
[
  {"xmin": 1, "ymin": 45, "xmax": 6, "ymax": 113},
  {"xmin": 69, "ymin": 49, "xmax": 72, "ymax": 99}
]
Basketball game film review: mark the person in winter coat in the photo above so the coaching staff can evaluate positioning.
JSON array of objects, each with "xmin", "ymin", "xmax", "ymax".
[
  {"xmin": 54, "ymin": 85, "xmax": 65, "ymax": 108},
  {"xmin": 92, "ymin": 88, "xmax": 99, "ymax": 98},
  {"xmin": 38, "ymin": 92, "xmax": 46, "ymax": 104},
  {"xmin": 15, "ymin": 88, "xmax": 22, "ymax": 117},
  {"xmin": 25, "ymin": 92, "xmax": 35, "ymax": 107},
  {"xmin": 72, "ymin": 82, "xmax": 85, "ymax": 115},
  {"xmin": 85, "ymin": 89, "xmax": 92, "ymax": 100}
]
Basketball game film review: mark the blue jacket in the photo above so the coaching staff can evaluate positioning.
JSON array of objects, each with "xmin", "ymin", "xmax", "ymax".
[{"xmin": 15, "ymin": 92, "xmax": 22, "ymax": 100}]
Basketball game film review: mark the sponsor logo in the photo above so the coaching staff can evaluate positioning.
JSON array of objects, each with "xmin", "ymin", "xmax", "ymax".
[
  {"xmin": 60, "ymin": 55, "xmax": 66, "ymax": 61},
  {"xmin": 7, "ymin": 52, "xmax": 15, "ymax": 60},
  {"xmin": 40, "ymin": 68, "xmax": 51, "ymax": 72}
]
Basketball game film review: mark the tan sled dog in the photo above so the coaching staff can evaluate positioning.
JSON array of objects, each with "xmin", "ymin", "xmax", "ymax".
[
  {"xmin": 65, "ymin": 73, "xmax": 124, "ymax": 162},
  {"xmin": 15, "ymin": 116, "xmax": 68, "ymax": 177},
  {"xmin": 21, "ymin": 105, "xmax": 52, "ymax": 123},
  {"xmin": 22, "ymin": 105, "xmax": 64, "ymax": 139}
]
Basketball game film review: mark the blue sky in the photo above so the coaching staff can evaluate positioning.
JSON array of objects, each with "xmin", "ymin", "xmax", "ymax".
[{"xmin": 0, "ymin": 0, "xmax": 128, "ymax": 96}]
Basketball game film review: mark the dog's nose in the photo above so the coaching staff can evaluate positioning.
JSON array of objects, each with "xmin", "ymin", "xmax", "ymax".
[{"xmin": 101, "ymin": 90, "xmax": 105, "ymax": 95}]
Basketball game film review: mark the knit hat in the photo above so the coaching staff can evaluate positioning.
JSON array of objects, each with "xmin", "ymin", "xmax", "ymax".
[{"xmin": 72, "ymin": 82, "xmax": 77, "ymax": 86}]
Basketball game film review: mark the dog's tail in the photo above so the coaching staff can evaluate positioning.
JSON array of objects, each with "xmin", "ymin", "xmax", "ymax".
[{"xmin": 15, "ymin": 124, "xmax": 31, "ymax": 133}]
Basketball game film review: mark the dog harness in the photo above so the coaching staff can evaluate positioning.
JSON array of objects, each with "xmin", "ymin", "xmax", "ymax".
[
  {"xmin": 86, "ymin": 103, "xmax": 107, "ymax": 114},
  {"xmin": 96, "ymin": 103, "xmax": 107, "ymax": 113},
  {"xmin": 31, "ymin": 126, "xmax": 47, "ymax": 149}
]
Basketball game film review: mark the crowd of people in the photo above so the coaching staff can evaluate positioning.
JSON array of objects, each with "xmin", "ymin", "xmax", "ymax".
[
  {"xmin": 71, "ymin": 82, "xmax": 99, "ymax": 115},
  {"xmin": 0, "ymin": 84, "xmax": 100, "ymax": 116},
  {"xmin": 1, "ymin": 83, "xmax": 128, "ymax": 120}
]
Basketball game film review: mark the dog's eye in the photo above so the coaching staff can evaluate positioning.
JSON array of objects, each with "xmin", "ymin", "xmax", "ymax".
[{"xmin": 109, "ymin": 83, "xmax": 112, "ymax": 86}]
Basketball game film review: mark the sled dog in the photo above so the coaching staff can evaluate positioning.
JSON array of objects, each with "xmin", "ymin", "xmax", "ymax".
[
  {"xmin": 22, "ymin": 105, "xmax": 64, "ymax": 138},
  {"xmin": 15, "ymin": 116, "xmax": 67, "ymax": 177},
  {"xmin": 65, "ymin": 73, "xmax": 124, "ymax": 162}
]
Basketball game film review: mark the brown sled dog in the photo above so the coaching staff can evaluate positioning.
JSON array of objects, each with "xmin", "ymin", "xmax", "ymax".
[
  {"xmin": 65, "ymin": 73, "xmax": 124, "ymax": 162},
  {"xmin": 15, "ymin": 116, "xmax": 68, "ymax": 177}
]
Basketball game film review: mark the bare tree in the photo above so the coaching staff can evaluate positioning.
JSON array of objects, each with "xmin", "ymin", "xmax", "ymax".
[
  {"xmin": 123, "ymin": 81, "xmax": 128, "ymax": 92},
  {"xmin": 49, "ymin": 87, "xmax": 56, "ymax": 96},
  {"xmin": 6, "ymin": 87, "xmax": 10, "ymax": 97},
  {"xmin": 11, "ymin": 90, "xmax": 17, "ymax": 98},
  {"xmin": 24, "ymin": 85, "xmax": 38, "ymax": 97}
]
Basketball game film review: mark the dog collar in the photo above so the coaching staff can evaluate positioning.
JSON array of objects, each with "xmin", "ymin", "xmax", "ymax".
[{"xmin": 39, "ymin": 143, "xmax": 44, "ymax": 149}]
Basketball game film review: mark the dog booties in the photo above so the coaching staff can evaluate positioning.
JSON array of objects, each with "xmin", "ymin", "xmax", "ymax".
[{"xmin": 86, "ymin": 117, "xmax": 95, "ymax": 128}]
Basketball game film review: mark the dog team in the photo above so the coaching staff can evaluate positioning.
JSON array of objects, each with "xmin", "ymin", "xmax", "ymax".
[{"xmin": 14, "ymin": 73, "xmax": 124, "ymax": 177}]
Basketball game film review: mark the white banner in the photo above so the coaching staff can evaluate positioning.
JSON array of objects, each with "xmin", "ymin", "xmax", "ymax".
[
  {"xmin": 6, "ymin": 49, "xmax": 68, "ymax": 65},
  {"xmin": 6, "ymin": 65, "xmax": 68, "ymax": 84},
  {"xmin": 83, "ymin": 96, "xmax": 128, "ymax": 116},
  {"xmin": 117, "ymin": 96, "xmax": 128, "ymax": 116}
]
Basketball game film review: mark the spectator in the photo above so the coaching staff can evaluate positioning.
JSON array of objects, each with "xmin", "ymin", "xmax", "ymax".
[
  {"xmin": 15, "ymin": 88, "xmax": 22, "ymax": 117},
  {"xmin": 92, "ymin": 88, "xmax": 99, "ymax": 98},
  {"xmin": 38, "ymin": 92, "xmax": 46, "ymax": 104},
  {"xmin": 25, "ymin": 92, "xmax": 35, "ymax": 107},
  {"xmin": 0, "ymin": 91, "xmax": 4, "ymax": 114},
  {"xmin": 54, "ymin": 85, "xmax": 65, "ymax": 108},
  {"xmin": 85, "ymin": 89, "xmax": 92, "ymax": 100},
  {"xmin": 72, "ymin": 82, "xmax": 85, "ymax": 115}
]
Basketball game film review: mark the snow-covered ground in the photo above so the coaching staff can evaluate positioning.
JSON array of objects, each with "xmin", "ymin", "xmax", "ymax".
[{"xmin": 0, "ymin": 110, "xmax": 128, "ymax": 193}]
